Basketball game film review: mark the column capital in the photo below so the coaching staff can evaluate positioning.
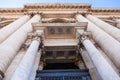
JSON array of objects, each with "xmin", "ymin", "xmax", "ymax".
[
  {"xmin": 27, "ymin": 31, "xmax": 43, "ymax": 40},
  {"xmin": 33, "ymin": 37, "xmax": 40, "ymax": 42},
  {"xmin": 24, "ymin": 12, "xmax": 43, "ymax": 16},
  {"xmin": 79, "ymin": 31, "xmax": 91, "ymax": 42},
  {"xmin": 74, "ymin": 11, "xmax": 92, "ymax": 18},
  {"xmin": 81, "ymin": 34, "xmax": 89, "ymax": 41},
  {"xmin": 74, "ymin": 12, "xmax": 84, "ymax": 17},
  {"xmin": 78, "ymin": 31, "xmax": 91, "ymax": 49}
]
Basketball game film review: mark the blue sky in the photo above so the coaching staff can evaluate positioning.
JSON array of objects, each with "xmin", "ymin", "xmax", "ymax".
[{"xmin": 0, "ymin": 0, "xmax": 120, "ymax": 8}]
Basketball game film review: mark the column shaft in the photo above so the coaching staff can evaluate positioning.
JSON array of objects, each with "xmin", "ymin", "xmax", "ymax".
[
  {"xmin": 0, "ymin": 15, "xmax": 40, "ymax": 78},
  {"xmin": 11, "ymin": 38, "xmax": 41, "ymax": 80},
  {"xmin": 76, "ymin": 14, "xmax": 120, "ymax": 70},
  {"xmin": 87, "ymin": 14, "xmax": 120, "ymax": 42},
  {"xmin": 82, "ymin": 39, "xmax": 120, "ymax": 80},
  {"xmin": 81, "ymin": 50, "xmax": 101, "ymax": 80},
  {"xmin": 29, "ymin": 51, "xmax": 42, "ymax": 80},
  {"xmin": 3, "ymin": 51, "xmax": 25, "ymax": 80},
  {"xmin": 0, "ymin": 15, "xmax": 30, "ymax": 43}
]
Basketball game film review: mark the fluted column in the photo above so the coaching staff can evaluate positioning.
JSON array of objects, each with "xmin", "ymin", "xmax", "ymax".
[
  {"xmin": 76, "ymin": 14, "xmax": 120, "ymax": 70},
  {"xmin": 11, "ymin": 37, "xmax": 41, "ymax": 80},
  {"xmin": 0, "ymin": 15, "xmax": 30, "ymax": 43},
  {"xmin": 87, "ymin": 14, "xmax": 120, "ymax": 42},
  {"xmin": 0, "ymin": 14, "xmax": 41, "ymax": 79},
  {"xmin": 81, "ymin": 38, "xmax": 120, "ymax": 80}
]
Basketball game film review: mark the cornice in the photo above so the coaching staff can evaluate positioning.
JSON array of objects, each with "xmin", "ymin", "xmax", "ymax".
[
  {"xmin": 92, "ymin": 8, "xmax": 120, "ymax": 12},
  {"xmin": 0, "ymin": 4, "xmax": 120, "ymax": 14},
  {"xmin": 0, "ymin": 8, "xmax": 25, "ymax": 13},
  {"xmin": 24, "ymin": 3, "xmax": 91, "ymax": 9}
]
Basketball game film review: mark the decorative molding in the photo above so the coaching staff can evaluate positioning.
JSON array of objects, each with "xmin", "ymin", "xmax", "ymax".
[
  {"xmin": 92, "ymin": 8, "xmax": 120, "ymax": 13},
  {"xmin": 0, "ymin": 3, "xmax": 120, "ymax": 15},
  {"xmin": 24, "ymin": 3, "xmax": 91, "ymax": 10},
  {"xmin": 0, "ymin": 8, "xmax": 25, "ymax": 13}
]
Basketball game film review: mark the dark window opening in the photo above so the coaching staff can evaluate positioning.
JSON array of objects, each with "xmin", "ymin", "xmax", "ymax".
[{"xmin": 43, "ymin": 63, "xmax": 79, "ymax": 70}]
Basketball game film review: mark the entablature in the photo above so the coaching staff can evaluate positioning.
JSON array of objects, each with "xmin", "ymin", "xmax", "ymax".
[
  {"xmin": 0, "ymin": 3, "xmax": 120, "ymax": 19},
  {"xmin": 32, "ymin": 22, "xmax": 87, "ymax": 39}
]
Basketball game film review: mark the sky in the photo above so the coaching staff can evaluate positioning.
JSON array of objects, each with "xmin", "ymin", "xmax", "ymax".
[{"xmin": 0, "ymin": 0, "xmax": 120, "ymax": 8}]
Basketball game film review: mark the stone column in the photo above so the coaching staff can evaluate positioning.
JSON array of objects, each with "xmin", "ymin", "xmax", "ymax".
[
  {"xmin": 0, "ymin": 15, "xmax": 30, "ymax": 43},
  {"xmin": 76, "ymin": 14, "xmax": 120, "ymax": 71},
  {"xmin": 29, "ymin": 51, "xmax": 42, "ymax": 80},
  {"xmin": 11, "ymin": 37, "xmax": 41, "ymax": 80},
  {"xmin": 3, "ymin": 51, "xmax": 26, "ymax": 80},
  {"xmin": 80, "ymin": 50, "xmax": 102, "ymax": 80},
  {"xmin": 0, "ymin": 14, "xmax": 41, "ymax": 79},
  {"xmin": 81, "ymin": 37, "xmax": 120, "ymax": 80},
  {"xmin": 86, "ymin": 14, "xmax": 120, "ymax": 42}
]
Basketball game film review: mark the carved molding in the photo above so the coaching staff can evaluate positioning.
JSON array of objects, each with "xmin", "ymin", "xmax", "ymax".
[
  {"xmin": 24, "ymin": 3, "xmax": 91, "ymax": 9},
  {"xmin": 0, "ymin": 3, "xmax": 120, "ymax": 16},
  {"xmin": 0, "ymin": 8, "xmax": 26, "ymax": 13},
  {"xmin": 92, "ymin": 8, "xmax": 120, "ymax": 13}
]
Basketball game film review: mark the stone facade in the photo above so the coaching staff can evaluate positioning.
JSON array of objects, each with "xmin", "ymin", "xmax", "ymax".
[{"xmin": 0, "ymin": 3, "xmax": 120, "ymax": 80}]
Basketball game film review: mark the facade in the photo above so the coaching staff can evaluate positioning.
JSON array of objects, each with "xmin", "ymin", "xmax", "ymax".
[{"xmin": 0, "ymin": 3, "xmax": 120, "ymax": 80}]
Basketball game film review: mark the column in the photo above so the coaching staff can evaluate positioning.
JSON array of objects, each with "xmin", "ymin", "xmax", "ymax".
[
  {"xmin": 76, "ymin": 14, "xmax": 120, "ymax": 71},
  {"xmin": 98, "ymin": 48, "xmax": 120, "ymax": 75},
  {"xmin": 81, "ymin": 37, "xmax": 120, "ymax": 80},
  {"xmin": 80, "ymin": 50, "xmax": 102, "ymax": 80},
  {"xmin": 86, "ymin": 14, "xmax": 120, "ymax": 42},
  {"xmin": 0, "ymin": 14, "xmax": 41, "ymax": 79},
  {"xmin": 11, "ymin": 37, "xmax": 41, "ymax": 80},
  {"xmin": 3, "ymin": 51, "xmax": 26, "ymax": 80},
  {"xmin": 0, "ymin": 15, "xmax": 30, "ymax": 43},
  {"xmin": 29, "ymin": 51, "xmax": 42, "ymax": 80}
]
